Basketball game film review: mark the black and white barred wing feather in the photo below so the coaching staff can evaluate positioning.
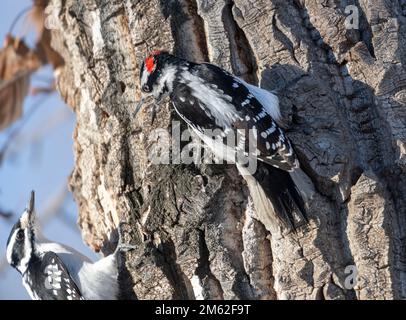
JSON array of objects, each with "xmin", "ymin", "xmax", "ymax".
[
  {"xmin": 26, "ymin": 252, "xmax": 84, "ymax": 300},
  {"xmin": 223, "ymin": 83, "xmax": 299, "ymax": 172},
  {"xmin": 183, "ymin": 63, "xmax": 299, "ymax": 172},
  {"xmin": 173, "ymin": 63, "xmax": 313, "ymax": 230}
]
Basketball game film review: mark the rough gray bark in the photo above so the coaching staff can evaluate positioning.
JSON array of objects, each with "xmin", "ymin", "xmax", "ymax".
[{"xmin": 49, "ymin": 0, "xmax": 406, "ymax": 299}]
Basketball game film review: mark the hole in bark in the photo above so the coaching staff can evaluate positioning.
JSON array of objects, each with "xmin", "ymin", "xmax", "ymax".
[
  {"xmin": 119, "ymin": 81, "xmax": 126, "ymax": 94},
  {"xmin": 101, "ymin": 109, "xmax": 110, "ymax": 120}
]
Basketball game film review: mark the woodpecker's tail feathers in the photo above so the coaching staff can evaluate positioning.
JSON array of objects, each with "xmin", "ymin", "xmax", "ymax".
[
  {"xmin": 289, "ymin": 167, "xmax": 315, "ymax": 203},
  {"xmin": 242, "ymin": 172, "xmax": 282, "ymax": 233},
  {"xmin": 238, "ymin": 163, "xmax": 309, "ymax": 232}
]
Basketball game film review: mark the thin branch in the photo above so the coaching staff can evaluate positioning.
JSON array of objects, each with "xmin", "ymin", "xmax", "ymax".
[
  {"xmin": 8, "ymin": 6, "xmax": 32, "ymax": 35},
  {"xmin": 0, "ymin": 93, "xmax": 51, "ymax": 165}
]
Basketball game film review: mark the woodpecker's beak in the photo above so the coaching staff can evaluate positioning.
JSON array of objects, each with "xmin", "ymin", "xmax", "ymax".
[
  {"xmin": 28, "ymin": 190, "xmax": 35, "ymax": 217},
  {"xmin": 20, "ymin": 191, "xmax": 36, "ymax": 229}
]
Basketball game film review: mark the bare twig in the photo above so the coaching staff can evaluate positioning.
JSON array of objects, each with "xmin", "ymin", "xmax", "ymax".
[
  {"xmin": 8, "ymin": 6, "xmax": 32, "ymax": 35},
  {"xmin": 0, "ymin": 94, "xmax": 50, "ymax": 165}
]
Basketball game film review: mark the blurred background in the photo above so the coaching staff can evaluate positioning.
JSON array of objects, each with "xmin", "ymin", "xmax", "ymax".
[{"xmin": 0, "ymin": 0, "xmax": 96, "ymax": 299}]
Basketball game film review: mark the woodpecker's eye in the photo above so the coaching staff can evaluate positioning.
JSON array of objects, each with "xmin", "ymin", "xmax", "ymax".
[
  {"xmin": 16, "ymin": 230, "xmax": 24, "ymax": 242},
  {"xmin": 142, "ymin": 84, "xmax": 151, "ymax": 92}
]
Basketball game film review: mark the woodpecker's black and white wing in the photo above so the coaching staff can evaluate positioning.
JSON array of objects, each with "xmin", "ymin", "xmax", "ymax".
[
  {"xmin": 173, "ymin": 63, "xmax": 299, "ymax": 172},
  {"xmin": 25, "ymin": 252, "xmax": 84, "ymax": 300}
]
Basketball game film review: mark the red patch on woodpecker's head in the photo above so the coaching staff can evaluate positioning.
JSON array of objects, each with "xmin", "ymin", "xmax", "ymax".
[
  {"xmin": 144, "ymin": 50, "xmax": 162, "ymax": 73},
  {"xmin": 144, "ymin": 50, "xmax": 165, "ymax": 73},
  {"xmin": 145, "ymin": 56, "xmax": 156, "ymax": 73}
]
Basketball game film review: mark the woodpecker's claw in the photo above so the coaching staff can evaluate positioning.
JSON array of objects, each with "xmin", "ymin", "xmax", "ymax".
[
  {"xmin": 116, "ymin": 222, "xmax": 137, "ymax": 253},
  {"xmin": 117, "ymin": 243, "xmax": 137, "ymax": 253}
]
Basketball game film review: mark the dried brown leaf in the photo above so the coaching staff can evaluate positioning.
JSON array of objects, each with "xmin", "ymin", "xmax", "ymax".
[{"xmin": 0, "ymin": 36, "xmax": 41, "ymax": 131}]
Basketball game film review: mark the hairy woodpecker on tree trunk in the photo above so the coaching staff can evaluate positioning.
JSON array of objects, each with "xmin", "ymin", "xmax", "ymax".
[
  {"xmin": 6, "ymin": 191, "xmax": 135, "ymax": 300},
  {"xmin": 138, "ymin": 51, "xmax": 314, "ymax": 230}
]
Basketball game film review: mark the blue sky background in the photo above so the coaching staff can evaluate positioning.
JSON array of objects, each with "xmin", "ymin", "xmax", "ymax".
[{"xmin": 0, "ymin": 0, "xmax": 97, "ymax": 299}]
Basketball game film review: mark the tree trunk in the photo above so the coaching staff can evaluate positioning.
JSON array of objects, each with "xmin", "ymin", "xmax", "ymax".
[{"xmin": 49, "ymin": 0, "xmax": 406, "ymax": 299}]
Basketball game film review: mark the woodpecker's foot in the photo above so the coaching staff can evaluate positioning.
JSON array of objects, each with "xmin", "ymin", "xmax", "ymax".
[
  {"xmin": 116, "ymin": 222, "xmax": 137, "ymax": 253},
  {"xmin": 117, "ymin": 243, "xmax": 137, "ymax": 253}
]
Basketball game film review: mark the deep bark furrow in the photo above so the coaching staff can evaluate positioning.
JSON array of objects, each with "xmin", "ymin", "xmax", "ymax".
[
  {"xmin": 221, "ymin": 0, "xmax": 258, "ymax": 84},
  {"xmin": 196, "ymin": 229, "xmax": 224, "ymax": 299},
  {"xmin": 160, "ymin": 0, "xmax": 209, "ymax": 62}
]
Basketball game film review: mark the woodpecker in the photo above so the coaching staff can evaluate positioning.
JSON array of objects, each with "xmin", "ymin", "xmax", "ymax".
[
  {"xmin": 6, "ymin": 191, "xmax": 134, "ymax": 300},
  {"xmin": 138, "ymin": 51, "xmax": 314, "ymax": 230}
]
